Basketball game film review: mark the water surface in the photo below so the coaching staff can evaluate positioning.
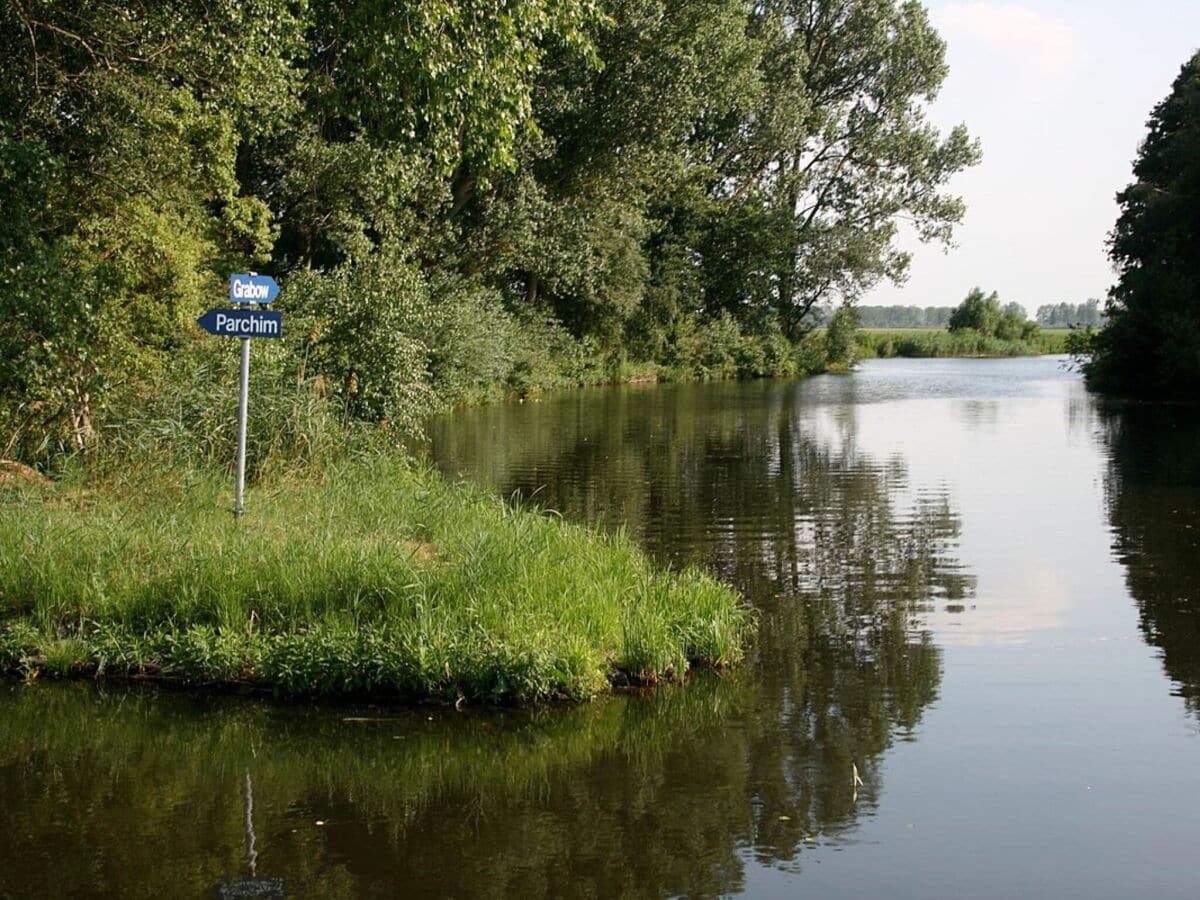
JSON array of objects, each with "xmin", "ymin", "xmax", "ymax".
[{"xmin": 3, "ymin": 357, "xmax": 1199, "ymax": 898}]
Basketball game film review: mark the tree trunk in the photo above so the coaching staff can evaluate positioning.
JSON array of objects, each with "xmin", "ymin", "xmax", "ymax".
[
  {"xmin": 777, "ymin": 156, "xmax": 803, "ymax": 334},
  {"xmin": 69, "ymin": 379, "xmax": 95, "ymax": 450},
  {"xmin": 450, "ymin": 167, "xmax": 478, "ymax": 218}
]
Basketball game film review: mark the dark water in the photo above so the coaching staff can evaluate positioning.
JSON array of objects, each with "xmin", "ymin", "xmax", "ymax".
[{"xmin": 4, "ymin": 357, "xmax": 1200, "ymax": 898}]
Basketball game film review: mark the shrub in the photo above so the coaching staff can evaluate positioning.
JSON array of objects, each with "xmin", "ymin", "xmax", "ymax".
[
  {"xmin": 284, "ymin": 247, "xmax": 436, "ymax": 433},
  {"xmin": 824, "ymin": 306, "xmax": 860, "ymax": 371}
]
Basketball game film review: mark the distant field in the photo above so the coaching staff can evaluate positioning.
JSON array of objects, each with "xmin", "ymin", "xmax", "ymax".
[{"xmin": 860, "ymin": 327, "xmax": 942, "ymax": 335}]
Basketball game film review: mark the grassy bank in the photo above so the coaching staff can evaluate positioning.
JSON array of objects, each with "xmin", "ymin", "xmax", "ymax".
[
  {"xmin": 0, "ymin": 458, "xmax": 752, "ymax": 703},
  {"xmin": 856, "ymin": 328, "xmax": 1069, "ymax": 360}
]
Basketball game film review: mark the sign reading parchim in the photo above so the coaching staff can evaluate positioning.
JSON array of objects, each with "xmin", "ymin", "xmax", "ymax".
[
  {"xmin": 197, "ymin": 308, "xmax": 283, "ymax": 339},
  {"xmin": 200, "ymin": 275, "xmax": 285, "ymax": 517},
  {"xmin": 228, "ymin": 273, "xmax": 280, "ymax": 304}
]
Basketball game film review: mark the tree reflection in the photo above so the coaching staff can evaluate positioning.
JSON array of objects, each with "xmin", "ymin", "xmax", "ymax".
[
  {"xmin": 0, "ymin": 682, "xmax": 752, "ymax": 899},
  {"xmin": 1101, "ymin": 404, "xmax": 1200, "ymax": 716},
  {"xmin": 431, "ymin": 378, "xmax": 973, "ymax": 869},
  {"xmin": 0, "ymin": 379, "xmax": 975, "ymax": 897}
]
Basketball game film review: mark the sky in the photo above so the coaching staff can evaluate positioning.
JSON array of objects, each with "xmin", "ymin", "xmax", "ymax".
[{"xmin": 864, "ymin": 1, "xmax": 1200, "ymax": 315}]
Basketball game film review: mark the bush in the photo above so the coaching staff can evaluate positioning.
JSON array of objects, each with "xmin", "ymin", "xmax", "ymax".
[
  {"xmin": 824, "ymin": 306, "xmax": 860, "ymax": 371},
  {"xmin": 285, "ymin": 247, "xmax": 436, "ymax": 433},
  {"xmin": 795, "ymin": 330, "xmax": 831, "ymax": 375},
  {"xmin": 421, "ymin": 278, "xmax": 519, "ymax": 405}
]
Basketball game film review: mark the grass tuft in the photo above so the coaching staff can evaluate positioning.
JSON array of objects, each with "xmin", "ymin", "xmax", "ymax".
[{"xmin": 0, "ymin": 459, "xmax": 753, "ymax": 703}]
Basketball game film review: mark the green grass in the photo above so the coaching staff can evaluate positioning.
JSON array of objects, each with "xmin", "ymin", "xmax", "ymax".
[
  {"xmin": 856, "ymin": 328, "xmax": 1069, "ymax": 359},
  {"xmin": 0, "ymin": 458, "xmax": 752, "ymax": 703}
]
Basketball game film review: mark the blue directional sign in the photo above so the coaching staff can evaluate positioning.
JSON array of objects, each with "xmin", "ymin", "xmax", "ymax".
[
  {"xmin": 198, "ymin": 308, "xmax": 283, "ymax": 339},
  {"xmin": 228, "ymin": 273, "xmax": 280, "ymax": 304}
]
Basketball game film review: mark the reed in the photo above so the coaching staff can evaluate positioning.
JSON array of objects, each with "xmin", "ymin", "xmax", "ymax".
[{"xmin": 856, "ymin": 328, "xmax": 1070, "ymax": 359}]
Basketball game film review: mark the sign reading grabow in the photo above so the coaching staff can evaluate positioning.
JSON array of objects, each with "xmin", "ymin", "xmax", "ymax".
[
  {"xmin": 228, "ymin": 273, "xmax": 280, "ymax": 304},
  {"xmin": 197, "ymin": 308, "xmax": 283, "ymax": 339}
]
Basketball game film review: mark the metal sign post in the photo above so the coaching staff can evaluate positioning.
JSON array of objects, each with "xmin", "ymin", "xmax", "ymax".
[
  {"xmin": 197, "ymin": 273, "xmax": 283, "ymax": 517},
  {"xmin": 235, "ymin": 337, "xmax": 251, "ymax": 517}
]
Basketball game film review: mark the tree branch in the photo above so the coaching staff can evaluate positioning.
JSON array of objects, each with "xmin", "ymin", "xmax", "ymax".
[{"xmin": 30, "ymin": 17, "xmax": 116, "ymax": 71}]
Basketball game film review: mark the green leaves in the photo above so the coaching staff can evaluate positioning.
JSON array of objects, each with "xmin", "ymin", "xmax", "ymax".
[
  {"xmin": 710, "ymin": 0, "xmax": 980, "ymax": 325},
  {"xmin": 305, "ymin": 0, "xmax": 603, "ymax": 174},
  {"xmin": 0, "ymin": 1, "xmax": 305, "ymax": 458},
  {"xmin": 1088, "ymin": 52, "xmax": 1200, "ymax": 398},
  {"xmin": 285, "ymin": 247, "xmax": 437, "ymax": 431},
  {"xmin": 0, "ymin": 0, "xmax": 983, "ymax": 462},
  {"xmin": 947, "ymin": 288, "xmax": 1034, "ymax": 341}
]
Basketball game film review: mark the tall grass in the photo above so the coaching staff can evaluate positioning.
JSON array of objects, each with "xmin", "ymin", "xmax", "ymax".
[
  {"xmin": 856, "ymin": 328, "xmax": 1069, "ymax": 360},
  {"xmin": 0, "ymin": 458, "xmax": 752, "ymax": 702}
]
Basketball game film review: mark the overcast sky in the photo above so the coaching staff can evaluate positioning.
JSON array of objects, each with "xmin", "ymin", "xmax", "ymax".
[{"xmin": 865, "ymin": 1, "xmax": 1200, "ymax": 314}]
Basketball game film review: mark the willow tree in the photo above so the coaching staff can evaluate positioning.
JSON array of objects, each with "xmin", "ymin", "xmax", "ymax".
[
  {"xmin": 1087, "ymin": 52, "xmax": 1200, "ymax": 398},
  {"xmin": 707, "ymin": 0, "xmax": 980, "ymax": 336},
  {"xmin": 462, "ymin": 0, "xmax": 979, "ymax": 349}
]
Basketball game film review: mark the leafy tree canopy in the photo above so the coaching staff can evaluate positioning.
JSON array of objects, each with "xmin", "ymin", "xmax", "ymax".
[
  {"xmin": 1087, "ymin": 52, "xmax": 1200, "ymax": 398},
  {"xmin": 0, "ymin": 0, "xmax": 979, "ymax": 462},
  {"xmin": 948, "ymin": 288, "xmax": 1035, "ymax": 341}
]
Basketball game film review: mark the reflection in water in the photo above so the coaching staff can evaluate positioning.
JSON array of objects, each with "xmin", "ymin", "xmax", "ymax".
[
  {"xmin": 0, "ymin": 377, "xmax": 973, "ymax": 897},
  {"xmin": 0, "ymin": 682, "xmax": 748, "ymax": 898},
  {"xmin": 215, "ymin": 771, "xmax": 286, "ymax": 899},
  {"xmin": 427, "ymin": 379, "xmax": 973, "ymax": 859},
  {"xmin": 1102, "ymin": 404, "xmax": 1200, "ymax": 716}
]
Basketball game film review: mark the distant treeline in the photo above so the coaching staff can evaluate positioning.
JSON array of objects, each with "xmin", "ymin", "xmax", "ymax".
[
  {"xmin": 859, "ymin": 300, "xmax": 1104, "ymax": 330},
  {"xmin": 855, "ymin": 306, "xmax": 955, "ymax": 328},
  {"xmin": 1036, "ymin": 300, "xmax": 1103, "ymax": 329}
]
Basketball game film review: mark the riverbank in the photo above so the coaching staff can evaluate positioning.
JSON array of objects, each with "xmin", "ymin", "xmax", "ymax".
[
  {"xmin": 0, "ymin": 458, "xmax": 752, "ymax": 703},
  {"xmin": 856, "ymin": 328, "xmax": 1069, "ymax": 359}
]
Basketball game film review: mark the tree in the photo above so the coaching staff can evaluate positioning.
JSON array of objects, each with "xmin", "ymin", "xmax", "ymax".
[
  {"xmin": 1036, "ymin": 299, "xmax": 1103, "ymax": 328},
  {"xmin": 1087, "ymin": 52, "xmax": 1200, "ymax": 398},
  {"xmin": 824, "ymin": 305, "xmax": 860, "ymax": 370},
  {"xmin": 270, "ymin": 0, "xmax": 604, "ymax": 272},
  {"xmin": 464, "ymin": 0, "xmax": 980, "ymax": 346},
  {"xmin": 1079, "ymin": 299, "xmax": 1104, "ymax": 328},
  {"xmin": 0, "ymin": 0, "xmax": 606, "ymax": 458},
  {"xmin": 995, "ymin": 301, "xmax": 1033, "ymax": 340},
  {"xmin": 0, "ymin": 1, "xmax": 303, "ymax": 458},
  {"xmin": 856, "ymin": 306, "xmax": 956, "ymax": 328},
  {"xmin": 463, "ymin": 0, "xmax": 763, "ymax": 346},
  {"xmin": 948, "ymin": 289, "xmax": 1034, "ymax": 340},
  {"xmin": 0, "ymin": 0, "xmax": 984, "ymax": 464},
  {"xmin": 948, "ymin": 288, "xmax": 1000, "ymax": 335},
  {"xmin": 712, "ymin": 0, "xmax": 981, "ymax": 336}
]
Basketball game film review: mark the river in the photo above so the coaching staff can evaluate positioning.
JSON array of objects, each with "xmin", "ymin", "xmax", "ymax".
[{"xmin": 2, "ymin": 356, "xmax": 1198, "ymax": 898}]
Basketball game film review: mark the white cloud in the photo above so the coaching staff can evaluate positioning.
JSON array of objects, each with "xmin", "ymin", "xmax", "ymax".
[{"xmin": 934, "ymin": 3, "xmax": 1081, "ymax": 78}]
